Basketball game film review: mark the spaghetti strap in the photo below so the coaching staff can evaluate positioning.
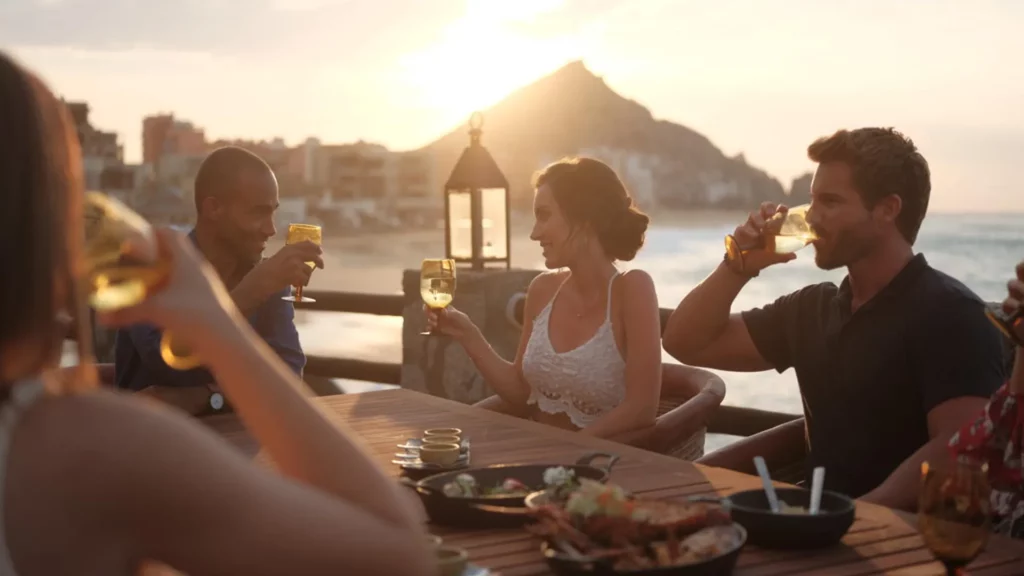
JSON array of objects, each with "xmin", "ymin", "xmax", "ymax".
[
  {"xmin": 542, "ymin": 273, "xmax": 573, "ymax": 315},
  {"xmin": 605, "ymin": 272, "xmax": 619, "ymax": 322},
  {"xmin": 553, "ymin": 273, "xmax": 571, "ymax": 298}
]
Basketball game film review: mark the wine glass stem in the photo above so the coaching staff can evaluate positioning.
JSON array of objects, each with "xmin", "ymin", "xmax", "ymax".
[{"xmin": 295, "ymin": 285, "xmax": 303, "ymax": 301}]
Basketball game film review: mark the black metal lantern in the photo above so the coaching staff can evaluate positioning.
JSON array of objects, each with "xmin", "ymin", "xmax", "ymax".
[{"xmin": 444, "ymin": 112, "xmax": 510, "ymax": 270}]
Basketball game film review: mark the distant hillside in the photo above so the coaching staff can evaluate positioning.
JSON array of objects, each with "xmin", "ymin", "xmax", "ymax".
[{"xmin": 419, "ymin": 61, "xmax": 796, "ymax": 210}]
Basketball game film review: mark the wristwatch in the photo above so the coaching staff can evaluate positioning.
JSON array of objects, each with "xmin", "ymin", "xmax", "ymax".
[
  {"xmin": 723, "ymin": 235, "xmax": 758, "ymax": 278},
  {"xmin": 209, "ymin": 390, "xmax": 226, "ymax": 412},
  {"xmin": 200, "ymin": 385, "xmax": 229, "ymax": 416}
]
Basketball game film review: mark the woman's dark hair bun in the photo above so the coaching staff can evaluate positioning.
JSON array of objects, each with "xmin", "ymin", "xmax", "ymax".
[
  {"xmin": 601, "ymin": 204, "xmax": 649, "ymax": 262},
  {"xmin": 533, "ymin": 156, "xmax": 650, "ymax": 262}
]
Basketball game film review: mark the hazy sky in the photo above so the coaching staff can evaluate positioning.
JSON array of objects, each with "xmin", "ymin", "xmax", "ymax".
[{"xmin": 5, "ymin": 0, "xmax": 1022, "ymax": 211}]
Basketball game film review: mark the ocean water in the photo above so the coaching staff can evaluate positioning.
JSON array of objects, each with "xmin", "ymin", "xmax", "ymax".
[{"xmin": 295, "ymin": 212, "xmax": 1024, "ymax": 419}]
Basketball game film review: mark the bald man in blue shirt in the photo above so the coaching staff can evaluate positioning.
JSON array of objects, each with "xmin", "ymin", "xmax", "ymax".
[{"xmin": 114, "ymin": 147, "xmax": 323, "ymax": 400}]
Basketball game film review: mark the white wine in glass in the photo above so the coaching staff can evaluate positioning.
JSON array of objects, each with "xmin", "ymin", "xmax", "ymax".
[
  {"xmin": 420, "ymin": 258, "xmax": 456, "ymax": 336},
  {"xmin": 83, "ymin": 192, "xmax": 201, "ymax": 370},
  {"xmin": 763, "ymin": 204, "xmax": 818, "ymax": 254},
  {"xmin": 281, "ymin": 223, "xmax": 322, "ymax": 303}
]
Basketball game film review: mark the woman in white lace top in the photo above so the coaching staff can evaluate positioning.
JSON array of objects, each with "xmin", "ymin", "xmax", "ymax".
[
  {"xmin": 0, "ymin": 53, "xmax": 431, "ymax": 576},
  {"xmin": 426, "ymin": 157, "xmax": 663, "ymax": 439}
]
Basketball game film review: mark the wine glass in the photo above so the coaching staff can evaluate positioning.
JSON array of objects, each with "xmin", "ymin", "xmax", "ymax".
[
  {"xmin": 918, "ymin": 457, "xmax": 992, "ymax": 576},
  {"xmin": 725, "ymin": 204, "xmax": 819, "ymax": 264},
  {"xmin": 83, "ymin": 192, "xmax": 201, "ymax": 370},
  {"xmin": 420, "ymin": 259, "xmax": 456, "ymax": 336},
  {"xmin": 763, "ymin": 204, "xmax": 818, "ymax": 254},
  {"xmin": 281, "ymin": 223, "xmax": 322, "ymax": 303}
]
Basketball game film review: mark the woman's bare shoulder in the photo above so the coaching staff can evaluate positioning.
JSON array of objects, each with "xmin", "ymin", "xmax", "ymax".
[
  {"xmin": 521, "ymin": 271, "xmax": 567, "ymax": 318},
  {"xmin": 618, "ymin": 268, "xmax": 655, "ymax": 287},
  {"xmin": 528, "ymin": 270, "xmax": 568, "ymax": 291},
  {"xmin": 6, "ymin": 390, "xmax": 433, "ymax": 576},
  {"xmin": 11, "ymin": 389, "xmax": 252, "ymax": 509},
  {"xmin": 18, "ymin": 389, "xmax": 232, "ymax": 452},
  {"xmin": 4, "ymin": 389, "xmax": 252, "ymax": 572},
  {"xmin": 527, "ymin": 270, "xmax": 567, "ymax": 300}
]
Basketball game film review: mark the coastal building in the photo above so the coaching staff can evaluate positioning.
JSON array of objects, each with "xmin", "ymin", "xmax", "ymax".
[
  {"xmin": 65, "ymin": 100, "xmax": 125, "ymax": 191},
  {"xmin": 300, "ymin": 139, "xmax": 439, "ymax": 227},
  {"xmin": 142, "ymin": 114, "xmax": 206, "ymax": 177}
]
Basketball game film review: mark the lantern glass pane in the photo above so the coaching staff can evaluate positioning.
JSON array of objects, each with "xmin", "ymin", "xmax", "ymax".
[
  {"xmin": 447, "ymin": 189, "xmax": 472, "ymax": 259},
  {"xmin": 480, "ymin": 187, "xmax": 507, "ymax": 259}
]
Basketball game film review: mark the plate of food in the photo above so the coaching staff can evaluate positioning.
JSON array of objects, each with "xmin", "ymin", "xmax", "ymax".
[
  {"xmin": 400, "ymin": 452, "xmax": 619, "ymax": 528},
  {"xmin": 529, "ymin": 479, "xmax": 746, "ymax": 575}
]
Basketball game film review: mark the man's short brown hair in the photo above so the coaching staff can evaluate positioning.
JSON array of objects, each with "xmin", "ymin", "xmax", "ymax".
[{"xmin": 808, "ymin": 128, "xmax": 930, "ymax": 244}]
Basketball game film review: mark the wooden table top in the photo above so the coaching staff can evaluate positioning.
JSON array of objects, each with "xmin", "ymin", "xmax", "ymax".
[{"xmin": 204, "ymin": 389, "xmax": 1024, "ymax": 576}]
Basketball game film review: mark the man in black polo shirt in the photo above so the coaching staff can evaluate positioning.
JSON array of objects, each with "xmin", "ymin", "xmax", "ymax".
[{"xmin": 663, "ymin": 128, "xmax": 1005, "ymax": 510}]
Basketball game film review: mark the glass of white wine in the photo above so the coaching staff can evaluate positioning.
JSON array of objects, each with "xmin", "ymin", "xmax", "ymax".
[
  {"xmin": 420, "ymin": 258, "xmax": 456, "ymax": 336},
  {"xmin": 763, "ymin": 204, "xmax": 818, "ymax": 254},
  {"xmin": 83, "ymin": 192, "xmax": 201, "ymax": 370},
  {"xmin": 281, "ymin": 223, "xmax": 322, "ymax": 303},
  {"xmin": 725, "ymin": 204, "xmax": 819, "ymax": 270}
]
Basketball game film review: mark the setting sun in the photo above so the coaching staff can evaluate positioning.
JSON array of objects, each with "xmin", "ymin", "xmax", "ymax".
[{"xmin": 397, "ymin": 0, "xmax": 592, "ymax": 124}]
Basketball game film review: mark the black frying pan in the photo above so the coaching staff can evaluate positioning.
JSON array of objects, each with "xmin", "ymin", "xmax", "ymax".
[
  {"xmin": 401, "ymin": 452, "xmax": 619, "ymax": 528},
  {"xmin": 691, "ymin": 487, "xmax": 855, "ymax": 549}
]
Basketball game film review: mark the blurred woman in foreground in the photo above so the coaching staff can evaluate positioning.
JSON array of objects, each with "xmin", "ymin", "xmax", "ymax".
[
  {"xmin": 948, "ymin": 261, "xmax": 1024, "ymax": 539},
  {"xmin": 0, "ymin": 53, "xmax": 433, "ymax": 575}
]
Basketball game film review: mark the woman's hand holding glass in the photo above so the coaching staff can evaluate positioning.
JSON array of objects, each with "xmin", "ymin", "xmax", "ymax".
[{"xmin": 423, "ymin": 305, "xmax": 478, "ymax": 342}]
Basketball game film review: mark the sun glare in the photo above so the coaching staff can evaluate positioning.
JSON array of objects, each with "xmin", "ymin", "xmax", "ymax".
[{"xmin": 398, "ymin": 0, "xmax": 588, "ymax": 125}]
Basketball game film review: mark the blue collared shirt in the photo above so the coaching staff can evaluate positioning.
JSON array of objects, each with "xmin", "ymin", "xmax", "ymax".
[{"xmin": 113, "ymin": 231, "xmax": 305, "ymax": 390}]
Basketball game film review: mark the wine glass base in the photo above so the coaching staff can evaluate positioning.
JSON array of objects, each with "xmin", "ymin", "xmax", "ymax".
[{"xmin": 282, "ymin": 296, "xmax": 316, "ymax": 303}]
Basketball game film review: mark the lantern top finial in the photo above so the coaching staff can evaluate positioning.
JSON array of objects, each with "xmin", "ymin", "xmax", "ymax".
[
  {"xmin": 444, "ymin": 110, "xmax": 507, "ymax": 190},
  {"xmin": 469, "ymin": 112, "xmax": 484, "ymax": 145}
]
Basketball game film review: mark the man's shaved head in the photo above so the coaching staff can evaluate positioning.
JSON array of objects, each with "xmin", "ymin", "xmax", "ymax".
[
  {"xmin": 194, "ymin": 146, "xmax": 273, "ymax": 213},
  {"xmin": 193, "ymin": 146, "xmax": 280, "ymax": 263}
]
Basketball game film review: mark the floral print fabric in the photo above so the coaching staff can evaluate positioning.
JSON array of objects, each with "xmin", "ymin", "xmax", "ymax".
[{"xmin": 948, "ymin": 382, "xmax": 1024, "ymax": 538}]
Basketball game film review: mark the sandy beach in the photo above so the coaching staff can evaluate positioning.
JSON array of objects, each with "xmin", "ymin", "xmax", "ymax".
[{"xmin": 283, "ymin": 209, "xmax": 745, "ymax": 295}]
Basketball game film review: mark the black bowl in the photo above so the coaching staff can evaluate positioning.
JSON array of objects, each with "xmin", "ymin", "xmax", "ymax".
[{"xmin": 701, "ymin": 488, "xmax": 855, "ymax": 549}]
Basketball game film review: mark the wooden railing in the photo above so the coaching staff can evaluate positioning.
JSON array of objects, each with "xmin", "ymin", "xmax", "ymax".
[{"xmin": 297, "ymin": 289, "xmax": 801, "ymax": 438}]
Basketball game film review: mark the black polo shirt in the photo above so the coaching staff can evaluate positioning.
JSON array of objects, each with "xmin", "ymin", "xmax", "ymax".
[{"xmin": 743, "ymin": 254, "xmax": 1005, "ymax": 498}]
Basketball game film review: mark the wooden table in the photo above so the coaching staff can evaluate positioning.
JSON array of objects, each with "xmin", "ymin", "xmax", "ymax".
[{"xmin": 205, "ymin": 389, "xmax": 1024, "ymax": 575}]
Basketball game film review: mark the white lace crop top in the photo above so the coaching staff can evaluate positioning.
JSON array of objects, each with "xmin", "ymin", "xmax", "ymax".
[{"xmin": 521, "ymin": 273, "xmax": 626, "ymax": 428}]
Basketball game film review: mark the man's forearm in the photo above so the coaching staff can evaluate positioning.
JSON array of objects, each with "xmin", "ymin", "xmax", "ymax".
[
  {"xmin": 663, "ymin": 262, "xmax": 750, "ymax": 358},
  {"xmin": 862, "ymin": 436, "xmax": 950, "ymax": 511},
  {"xmin": 697, "ymin": 418, "xmax": 805, "ymax": 474}
]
